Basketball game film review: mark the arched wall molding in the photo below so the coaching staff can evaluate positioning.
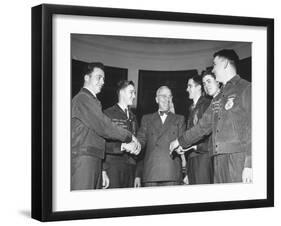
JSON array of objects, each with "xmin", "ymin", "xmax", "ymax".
[{"xmin": 71, "ymin": 35, "xmax": 251, "ymax": 106}]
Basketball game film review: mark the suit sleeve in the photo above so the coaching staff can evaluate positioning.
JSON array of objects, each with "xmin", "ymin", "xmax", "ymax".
[
  {"xmin": 178, "ymin": 104, "xmax": 212, "ymax": 148},
  {"xmin": 136, "ymin": 115, "xmax": 148, "ymax": 149},
  {"xmin": 103, "ymin": 109, "xmax": 123, "ymax": 154},
  {"xmin": 73, "ymin": 94, "xmax": 132, "ymax": 143},
  {"xmin": 242, "ymin": 85, "xmax": 251, "ymax": 168},
  {"xmin": 134, "ymin": 115, "xmax": 149, "ymax": 180}
]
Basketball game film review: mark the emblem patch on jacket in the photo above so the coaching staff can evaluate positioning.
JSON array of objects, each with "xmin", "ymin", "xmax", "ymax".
[
  {"xmin": 225, "ymin": 95, "xmax": 236, "ymax": 110},
  {"xmin": 212, "ymin": 99, "xmax": 221, "ymax": 113}
]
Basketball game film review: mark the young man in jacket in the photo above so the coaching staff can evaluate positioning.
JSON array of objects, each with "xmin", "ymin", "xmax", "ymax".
[
  {"xmin": 170, "ymin": 49, "xmax": 252, "ymax": 183},
  {"xmin": 71, "ymin": 62, "xmax": 139, "ymax": 190},
  {"xmin": 103, "ymin": 80, "xmax": 141, "ymax": 188}
]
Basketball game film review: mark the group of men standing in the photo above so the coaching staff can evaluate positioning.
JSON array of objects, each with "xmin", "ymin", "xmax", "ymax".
[{"xmin": 71, "ymin": 49, "xmax": 252, "ymax": 190}]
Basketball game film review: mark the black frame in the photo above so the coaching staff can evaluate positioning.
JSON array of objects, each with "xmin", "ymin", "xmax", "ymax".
[{"xmin": 31, "ymin": 4, "xmax": 274, "ymax": 222}]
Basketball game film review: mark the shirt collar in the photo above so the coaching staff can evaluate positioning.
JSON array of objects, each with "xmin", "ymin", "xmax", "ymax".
[
  {"xmin": 194, "ymin": 95, "xmax": 205, "ymax": 107},
  {"xmin": 117, "ymin": 103, "xmax": 128, "ymax": 112},
  {"xmin": 158, "ymin": 109, "xmax": 170, "ymax": 116},
  {"xmin": 213, "ymin": 89, "xmax": 221, "ymax": 98}
]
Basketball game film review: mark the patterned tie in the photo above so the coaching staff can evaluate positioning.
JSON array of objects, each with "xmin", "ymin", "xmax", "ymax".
[{"xmin": 124, "ymin": 108, "xmax": 129, "ymax": 119}]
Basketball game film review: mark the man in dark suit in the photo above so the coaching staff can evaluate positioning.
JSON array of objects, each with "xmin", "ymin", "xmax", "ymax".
[
  {"xmin": 71, "ymin": 62, "xmax": 139, "ymax": 190},
  {"xmin": 184, "ymin": 75, "xmax": 213, "ymax": 185},
  {"xmin": 137, "ymin": 86, "xmax": 185, "ymax": 186}
]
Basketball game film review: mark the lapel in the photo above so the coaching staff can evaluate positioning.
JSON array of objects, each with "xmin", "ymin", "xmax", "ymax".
[
  {"xmin": 150, "ymin": 112, "xmax": 162, "ymax": 135},
  {"xmin": 115, "ymin": 104, "xmax": 128, "ymax": 120},
  {"xmin": 156, "ymin": 112, "xmax": 175, "ymax": 141},
  {"xmin": 81, "ymin": 88, "xmax": 101, "ymax": 107}
]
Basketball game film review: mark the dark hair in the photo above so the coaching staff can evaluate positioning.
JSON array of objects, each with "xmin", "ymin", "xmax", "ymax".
[
  {"xmin": 201, "ymin": 68, "xmax": 223, "ymax": 90},
  {"xmin": 201, "ymin": 69, "xmax": 215, "ymax": 80},
  {"xmin": 83, "ymin": 62, "xmax": 105, "ymax": 75},
  {"xmin": 213, "ymin": 49, "xmax": 239, "ymax": 69},
  {"xmin": 189, "ymin": 74, "xmax": 202, "ymax": 87},
  {"xmin": 116, "ymin": 80, "xmax": 135, "ymax": 96}
]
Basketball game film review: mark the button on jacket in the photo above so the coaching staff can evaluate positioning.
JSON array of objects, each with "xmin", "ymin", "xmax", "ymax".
[
  {"xmin": 137, "ymin": 112, "xmax": 186, "ymax": 183},
  {"xmin": 178, "ymin": 75, "xmax": 251, "ymax": 168}
]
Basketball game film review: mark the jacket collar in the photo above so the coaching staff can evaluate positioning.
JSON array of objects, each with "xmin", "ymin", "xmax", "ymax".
[
  {"xmin": 115, "ymin": 103, "xmax": 128, "ymax": 114},
  {"xmin": 226, "ymin": 74, "xmax": 241, "ymax": 86},
  {"xmin": 193, "ymin": 95, "xmax": 205, "ymax": 108},
  {"xmin": 81, "ymin": 88, "xmax": 97, "ymax": 100}
]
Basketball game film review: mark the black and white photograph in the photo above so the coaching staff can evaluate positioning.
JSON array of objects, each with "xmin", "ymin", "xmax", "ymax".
[
  {"xmin": 30, "ymin": 3, "xmax": 274, "ymax": 222},
  {"xmin": 70, "ymin": 34, "xmax": 252, "ymax": 190},
  {"xmin": 1, "ymin": 0, "xmax": 280, "ymax": 225}
]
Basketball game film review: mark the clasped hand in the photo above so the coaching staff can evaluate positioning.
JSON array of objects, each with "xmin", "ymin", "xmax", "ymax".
[
  {"xmin": 121, "ymin": 135, "xmax": 141, "ymax": 155},
  {"xmin": 169, "ymin": 139, "xmax": 197, "ymax": 155}
]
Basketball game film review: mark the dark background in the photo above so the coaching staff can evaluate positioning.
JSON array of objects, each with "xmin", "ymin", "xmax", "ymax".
[{"xmin": 72, "ymin": 57, "xmax": 251, "ymax": 123}]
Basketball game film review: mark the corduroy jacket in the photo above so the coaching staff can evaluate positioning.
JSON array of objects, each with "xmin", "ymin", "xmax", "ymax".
[
  {"xmin": 178, "ymin": 75, "xmax": 251, "ymax": 168},
  {"xmin": 71, "ymin": 88, "xmax": 132, "ymax": 160}
]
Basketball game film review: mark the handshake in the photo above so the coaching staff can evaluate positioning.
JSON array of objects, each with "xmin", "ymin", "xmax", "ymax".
[
  {"xmin": 121, "ymin": 135, "xmax": 141, "ymax": 155},
  {"xmin": 169, "ymin": 139, "xmax": 197, "ymax": 156}
]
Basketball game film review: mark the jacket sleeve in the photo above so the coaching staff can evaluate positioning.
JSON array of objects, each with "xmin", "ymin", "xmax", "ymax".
[
  {"xmin": 242, "ymin": 85, "xmax": 252, "ymax": 168},
  {"xmin": 196, "ymin": 98, "xmax": 212, "ymax": 152},
  {"xmin": 73, "ymin": 94, "xmax": 132, "ymax": 143},
  {"xmin": 178, "ymin": 104, "xmax": 212, "ymax": 148},
  {"xmin": 178, "ymin": 115, "xmax": 186, "ymax": 137}
]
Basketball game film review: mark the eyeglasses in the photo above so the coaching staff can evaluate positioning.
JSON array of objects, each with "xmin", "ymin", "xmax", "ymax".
[{"xmin": 157, "ymin": 95, "xmax": 173, "ymax": 100}]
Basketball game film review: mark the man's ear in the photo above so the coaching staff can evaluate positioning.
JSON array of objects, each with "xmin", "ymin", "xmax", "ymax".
[
  {"xmin": 84, "ymin": 74, "xmax": 89, "ymax": 82},
  {"xmin": 120, "ymin": 89, "xmax": 124, "ymax": 96},
  {"xmin": 197, "ymin": 84, "xmax": 202, "ymax": 92},
  {"xmin": 224, "ymin": 59, "xmax": 229, "ymax": 69},
  {"xmin": 155, "ymin": 96, "xmax": 159, "ymax": 104}
]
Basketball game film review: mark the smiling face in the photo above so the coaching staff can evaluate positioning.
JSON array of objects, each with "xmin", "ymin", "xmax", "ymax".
[
  {"xmin": 120, "ymin": 84, "xmax": 136, "ymax": 106},
  {"xmin": 155, "ymin": 87, "xmax": 173, "ymax": 111},
  {"xmin": 84, "ymin": 67, "xmax": 105, "ymax": 95},
  {"xmin": 203, "ymin": 74, "xmax": 220, "ymax": 97},
  {"xmin": 186, "ymin": 78, "xmax": 201, "ymax": 100}
]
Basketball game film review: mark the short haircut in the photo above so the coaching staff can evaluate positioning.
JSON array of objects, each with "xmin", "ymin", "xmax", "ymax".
[
  {"xmin": 201, "ymin": 68, "xmax": 222, "ymax": 90},
  {"xmin": 213, "ymin": 49, "xmax": 239, "ymax": 69},
  {"xmin": 83, "ymin": 62, "xmax": 105, "ymax": 76},
  {"xmin": 156, "ymin": 86, "xmax": 172, "ymax": 96},
  {"xmin": 189, "ymin": 74, "xmax": 203, "ymax": 87},
  {"xmin": 201, "ymin": 69, "xmax": 216, "ymax": 80},
  {"xmin": 116, "ymin": 80, "xmax": 135, "ymax": 96}
]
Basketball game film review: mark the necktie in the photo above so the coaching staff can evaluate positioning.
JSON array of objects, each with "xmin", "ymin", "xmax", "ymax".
[{"xmin": 124, "ymin": 108, "xmax": 129, "ymax": 119}]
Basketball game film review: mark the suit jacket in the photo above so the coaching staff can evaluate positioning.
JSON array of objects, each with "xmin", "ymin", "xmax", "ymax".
[
  {"xmin": 186, "ymin": 96, "xmax": 211, "ymax": 158},
  {"xmin": 104, "ymin": 104, "xmax": 138, "ymax": 165},
  {"xmin": 137, "ymin": 112, "xmax": 185, "ymax": 182},
  {"xmin": 71, "ymin": 88, "xmax": 132, "ymax": 160}
]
